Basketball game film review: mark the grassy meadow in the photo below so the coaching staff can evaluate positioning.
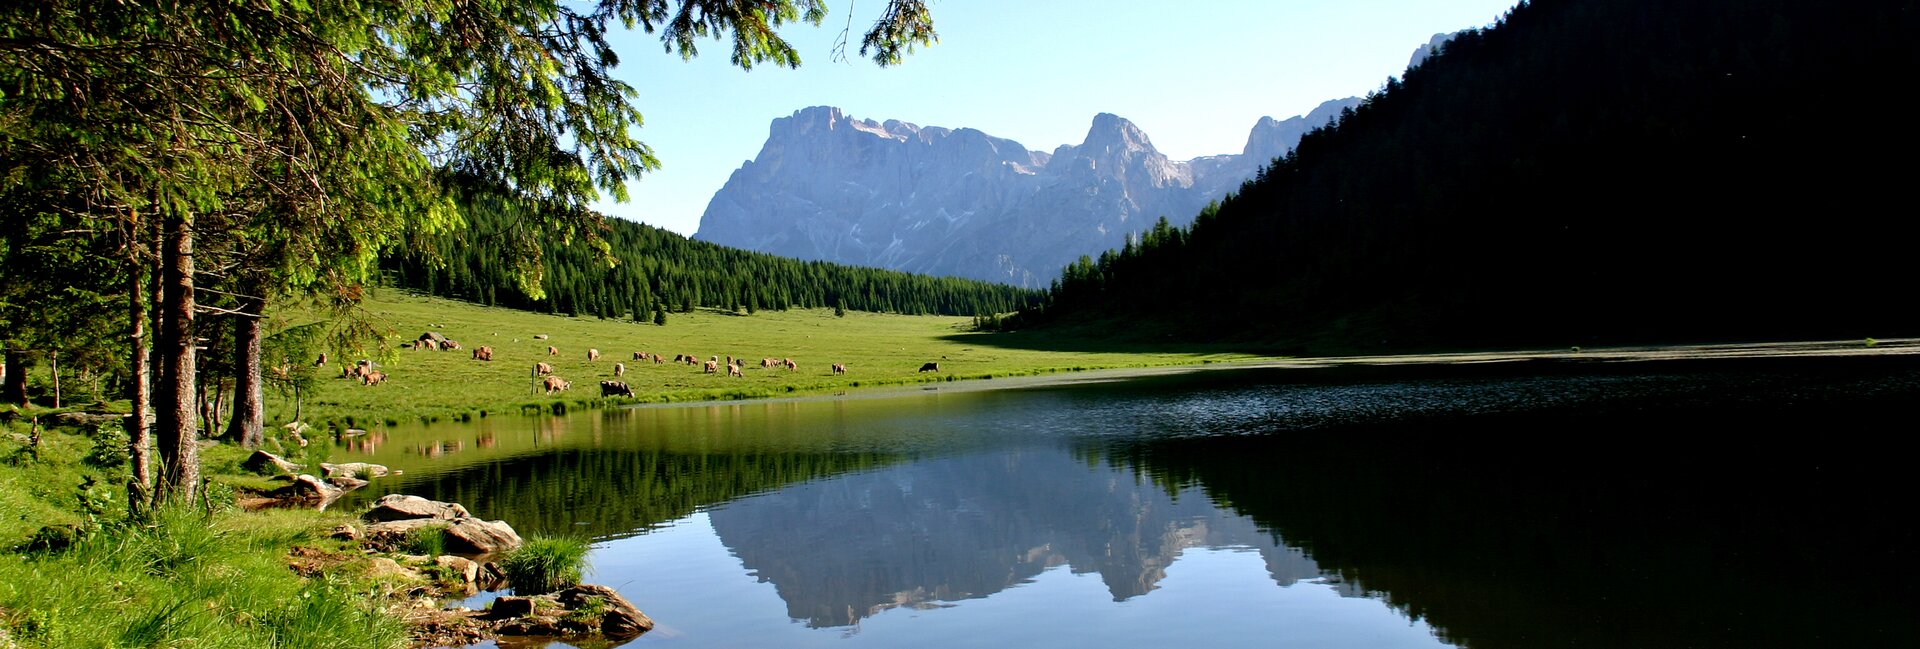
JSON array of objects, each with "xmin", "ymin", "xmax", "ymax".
[{"xmin": 278, "ymin": 290, "xmax": 1265, "ymax": 427}]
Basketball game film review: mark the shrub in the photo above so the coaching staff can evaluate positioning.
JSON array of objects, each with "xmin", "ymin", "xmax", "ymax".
[{"xmin": 82, "ymin": 423, "xmax": 130, "ymax": 469}]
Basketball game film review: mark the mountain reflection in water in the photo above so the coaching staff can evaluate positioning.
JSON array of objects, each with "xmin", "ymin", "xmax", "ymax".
[
  {"xmin": 333, "ymin": 355, "xmax": 1920, "ymax": 648},
  {"xmin": 706, "ymin": 449, "xmax": 1328, "ymax": 628}
]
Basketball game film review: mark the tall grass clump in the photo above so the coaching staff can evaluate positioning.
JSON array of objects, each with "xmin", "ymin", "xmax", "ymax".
[
  {"xmin": 500, "ymin": 535, "xmax": 590, "ymax": 594},
  {"xmin": 402, "ymin": 523, "xmax": 448, "ymax": 556}
]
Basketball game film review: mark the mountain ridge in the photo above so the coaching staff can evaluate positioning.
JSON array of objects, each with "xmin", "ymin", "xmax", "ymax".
[{"xmin": 694, "ymin": 98, "xmax": 1361, "ymax": 286}]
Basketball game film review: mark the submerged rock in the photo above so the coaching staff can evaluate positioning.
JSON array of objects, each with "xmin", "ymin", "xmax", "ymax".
[
  {"xmin": 487, "ymin": 584, "xmax": 652, "ymax": 642},
  {"xmin": 556, "ymin": 584, "xmax": 655, "ymax": 638}
]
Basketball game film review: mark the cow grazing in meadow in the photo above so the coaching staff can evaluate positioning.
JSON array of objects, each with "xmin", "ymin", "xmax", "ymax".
[
  {"xmin": 918, "ymin": 362, "xmax": 940, "ymax": 372},
  {"xmin": 533, "ymin": 334, "xmax": 549, "ymax": 340},
  {"xmin": 362, "ymin": 371, "xmax": 387, "ymax": 386},
  {"xmin": 588, "ymin": 348, "xmax": 601, "ymax": 361},
  {"xmin": 633, "ymin": 351, "xmax": 647, "ymax": 361},
  {"xmin": 832, "ymin": 363, "xmax": 847, "ymax": 375},
  {"xmin": 314, "ymin": 353, "xmax": 328, "ymax": 367},
  {"xmin": 783, "ymin": 358, "xmax": 797, "ymax": 371},
  {"xmin": 761, "ymin": 358, "xmax": 775, "ymax": 369},
  {"xmin": 548, "ymin": 346, "xmax": 559, "ymax": 356},
  {"xmin": 534, "ymin": 362, "xmax": 554, "ymax": 376},
  {"xmin": 472, "ymin": 346, "xmax": 493, "ymax": 361},
  {"xmin": 704, "ymin": 360, "xmax": 719, "ymax": 374},
  {"xmin": 600, "ymin": 380, "xmax": 635, "ymax": 398},
  {"xmin": 653, "ymin": 354, "xmax": 664, "ymax": 365},
  {"xmin": 727, "ymin": 363, "xmax": 743, "ymax": 378},
  {"xmin": 613, "ymin": 362, "xmax": 626, "ymax": 377},
  {"xmin": 543, "ymin": 375, "xmax": 571, "ymax": 394}
]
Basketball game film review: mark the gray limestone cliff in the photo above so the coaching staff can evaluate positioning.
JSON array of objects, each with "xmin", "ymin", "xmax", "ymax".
[{"xmin": 695, "ymin": 101, "xmax": 1359, "ymax": 286}]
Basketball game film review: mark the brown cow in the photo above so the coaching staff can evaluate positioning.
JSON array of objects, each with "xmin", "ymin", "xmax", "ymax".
[
  {"xmin": 653, "ymin": 354, "xmax": 664, "ymax": 365},
  {"xmin": 832, "ymin": 363, "xmax": 847, "ymax": 375},
  {"xmin": 588, "ymin": 348, "xmax": 601, "ymax": 361},
  {"xmin": 548, "ymin": 346, "xmax": 559, "ymax": 356},
  {"xmin": 362, "ymin": 370, "xmax": 387, "ymax": 386},
  {"xmin": 314, "ymin": 353, "xmax": 328, "ymax": 367},
  {"xmin": 535, "ymin": 362, "xmax": 554, "ymax": 376},
  {"xmin": 613, "ymin": 362, "xmax": 626, "ymax": 377},
  {"xmin": 727, "ymin": 363, "xmax": 743, "ymax": 378},
  {"xmin": 600, "ymin": 380, "xmax": 635, "ymax": 398},
  {"xmin": 704, "ymin": 360, "xmax": 718, "ymax": 374},
  {"xmin": 542, "ymin": 375, "xmax": 571, "ymax": 395},
  {"xmin": 784, "ymin": 358, "xmax": 797, "ymax": 371},
  {"xmin": 632, "ymin": 351, "xmax": 647, "ymax": 361},
  {"xmin": 918, "ymin": 362, "xmax": 940, "ymax": 372},
  {"xmin": 472, "ymin": 346, "xmax": 493, "ymax": 361}
]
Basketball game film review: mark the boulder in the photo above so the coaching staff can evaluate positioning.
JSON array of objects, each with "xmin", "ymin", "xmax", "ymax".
[
  {"xmin": 322, "ymin": 462, "xmax": 390, "ymax": 480},
  {"xmin": 246, "ymin": 449, "xmax": 307, "ymax": 475},
  {"xmin": 328, "ymin": 524, "xmax": 360, "ymax": 541},
  {"xmin": 435, "ymin": 555, "xmax": 480, "ymax": 585},
  {"xmin": 443, "ymin": 518, "xmax": 522, "ymax": 555},
  {"xmin": 264, "ymin": 474, "xmax": 345, "ymax": 507},
  {"xmin": 555, "ymin": 584, "xmax": 655, "ymax": 637},
  {"xmin": 487, "ymin": 596, "xmax": 537, "ymax": 620},
  {"xmin": 363, "ymin": 494, "xmax": 469, "ymax": 522},
  {"xmin": 326, "ymin": 476, "xmax": 369, "ymax": 491},
  {"xmin": 364, "ymin": 516, "xmax": 523, "ymax": 555}
]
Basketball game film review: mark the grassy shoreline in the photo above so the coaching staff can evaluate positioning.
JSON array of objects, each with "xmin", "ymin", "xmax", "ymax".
[{"xmin": 276, "ymin": 290, "xmax": 1267, "ymax": 428}]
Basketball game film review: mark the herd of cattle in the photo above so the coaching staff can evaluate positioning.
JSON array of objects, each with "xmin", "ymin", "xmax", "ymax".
[{"xmin": 321, "ymin": 331, "xmax": 947, "ymax": 397}]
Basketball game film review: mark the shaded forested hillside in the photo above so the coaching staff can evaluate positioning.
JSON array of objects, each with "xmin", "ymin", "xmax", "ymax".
[
  {"xmin": 1022, "ymin": 0, "xmax": 1920, "ymax": 349},
  {"xmin": 382, "ymin": 186, "xmax": 1041, "ymax": 320}
]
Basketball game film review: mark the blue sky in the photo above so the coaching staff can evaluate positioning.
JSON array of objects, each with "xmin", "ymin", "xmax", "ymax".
[{"xmin": 597, "ymin": 0, "xmax": 1520, "ymax": 236}]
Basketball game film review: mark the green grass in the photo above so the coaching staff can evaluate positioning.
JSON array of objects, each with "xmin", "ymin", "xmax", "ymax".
[
  {"xmin": 0, "ymin": 425, "xmax": 409, "ymax": 649},
  {"xmin": 275, "ymin": 289, "xmax": 1267, "ymax": 426},
  {"xmin": 499, "ymin": 535, "xmax": 590, "ymax": 595},
  {"xmin": 402, "ymin": 523, "xmax": 449, "ymax": 557}
]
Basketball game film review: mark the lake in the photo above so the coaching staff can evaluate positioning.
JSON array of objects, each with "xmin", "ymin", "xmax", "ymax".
[{"xmin": 331, "ymin": 354, "xmax": 1920, "ymax": 648}]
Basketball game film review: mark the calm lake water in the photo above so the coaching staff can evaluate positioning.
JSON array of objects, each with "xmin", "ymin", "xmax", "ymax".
[{"xmin": 331, "ymin": 356, "xmax": 1920, "ymax": 649}]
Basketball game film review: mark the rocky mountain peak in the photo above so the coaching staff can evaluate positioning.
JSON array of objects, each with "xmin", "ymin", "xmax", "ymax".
[{"xmin": 1080, "ymin": 112, "xmax": 1156, "ymax": 156}]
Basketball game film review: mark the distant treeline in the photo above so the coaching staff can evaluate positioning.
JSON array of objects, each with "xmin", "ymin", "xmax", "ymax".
[
  {"xmin": 383, "ymin": 185, "xmax": 1042, "ymax": 320},
  {"xmin": 1016, "ymin": 0, "xmax": 1920, "ymax": 349}
]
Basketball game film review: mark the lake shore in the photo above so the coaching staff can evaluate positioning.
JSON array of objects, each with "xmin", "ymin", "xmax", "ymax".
[{"xmin": 619, "ymin": 337, "xmax": 1920, "ymax": 408}]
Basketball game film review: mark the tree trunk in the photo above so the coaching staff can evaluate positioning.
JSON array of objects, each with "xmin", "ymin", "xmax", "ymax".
[
  {"xmin": 152, "ymin": 211, "xmax": 199, "ymax": 506},
  {"xmin": 1, "ymin": 349, "xmax": 24, "ymax": 405},
  {"xmin": 125, "ymin": 217, "xmax": 153, "ymax": 519},
  {"xmin": 224, "ymin": 292, "xmax": 264, "ymax": 448}
]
